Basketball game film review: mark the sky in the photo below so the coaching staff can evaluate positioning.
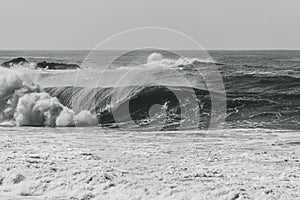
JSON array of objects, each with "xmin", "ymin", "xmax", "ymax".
[{"xmin": 0, "ymin": 0, "xmax": 299, "ymax": 50}]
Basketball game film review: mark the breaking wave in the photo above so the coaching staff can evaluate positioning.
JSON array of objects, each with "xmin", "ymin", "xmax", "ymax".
[{"xmin": 0, "ymin": 53, "xmax": 299, "ymax": 129}]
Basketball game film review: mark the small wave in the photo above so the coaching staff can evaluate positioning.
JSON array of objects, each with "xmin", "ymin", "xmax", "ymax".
[{"xmin": 224, "ymin": 74, "xmax": 300, "ymax": 94}]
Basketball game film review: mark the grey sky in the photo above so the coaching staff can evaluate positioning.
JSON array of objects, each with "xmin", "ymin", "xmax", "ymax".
[{"xmin": 0, "ymin": 0, "xmax": 299, "ymax": 50}]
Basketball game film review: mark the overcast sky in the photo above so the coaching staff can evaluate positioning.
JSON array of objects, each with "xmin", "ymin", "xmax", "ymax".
[{"xmin": 0, "ymin": 0, "xmax": 299, "ymax": 50}]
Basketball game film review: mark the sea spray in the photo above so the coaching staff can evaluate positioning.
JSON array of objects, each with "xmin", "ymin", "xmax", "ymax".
[
  {"xmin": 0, "ymin": 68, "xmax": 40, "ymax": 124},
  {"xmin": 56, "ymin": 107, "xmax": 75, "ymax": 127},
  {"xmin": 74, "ymin": 110, "xmax": 98, "ymax": 127},
  {"xmin": 15, "ymin": 92, "xmax": 62, "ymax": 126},
  {"xmin": 146, "ymin": 52, "xmax": 215, "ymax": 68},
  {"xmin": 0, "ymin": 68, "xmax": 97, "ymax": 127}
]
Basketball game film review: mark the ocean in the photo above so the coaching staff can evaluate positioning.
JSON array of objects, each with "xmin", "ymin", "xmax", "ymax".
[
  {"xmin": 1, "ymin": 50, "xmax": 299, "ymax": 129},
  {"xmin": 0, "ymin": 50, "xmax": 299, "ymax": 199}
]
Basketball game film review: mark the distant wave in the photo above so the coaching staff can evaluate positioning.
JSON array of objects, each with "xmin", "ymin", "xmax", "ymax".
[{"xmin": 116, "ymin": 52, "xmax": 223, "ymax": 71}]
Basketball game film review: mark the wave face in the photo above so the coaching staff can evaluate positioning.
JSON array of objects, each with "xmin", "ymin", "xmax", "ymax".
[
  {"xmin": 44, "ymin": 76, "xmax": 300, "ymax": 130},
  {"xmin": 45, "ymin": 85, "xmax": 213, "ymax": 130}
]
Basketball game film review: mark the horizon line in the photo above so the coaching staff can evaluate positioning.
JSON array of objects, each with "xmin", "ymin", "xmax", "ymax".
[{"xmin": 1, "ymin": 48, "xmax": 300, "ymax": 51}]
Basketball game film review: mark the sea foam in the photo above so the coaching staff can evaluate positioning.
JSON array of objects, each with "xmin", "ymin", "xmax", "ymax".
[{"xmin": 0, "ymin": 68, "xmax": 98, "ymax": 127}]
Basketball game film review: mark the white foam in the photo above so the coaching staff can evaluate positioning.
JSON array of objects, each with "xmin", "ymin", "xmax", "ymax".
[
  {"xmin": 56, "ymin": 108, "xmax": 75, "ymax": 127},
  {"xmin": 0, "ymin": 68, "xmax": 98, "ymax": 127},
  {"xmin": 74, "ymin": 110, "xmax": 98, "ymax": 127},
  {"xmin": 147, "ymin": 52, "xmax": 163, "ymax": 63}
]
